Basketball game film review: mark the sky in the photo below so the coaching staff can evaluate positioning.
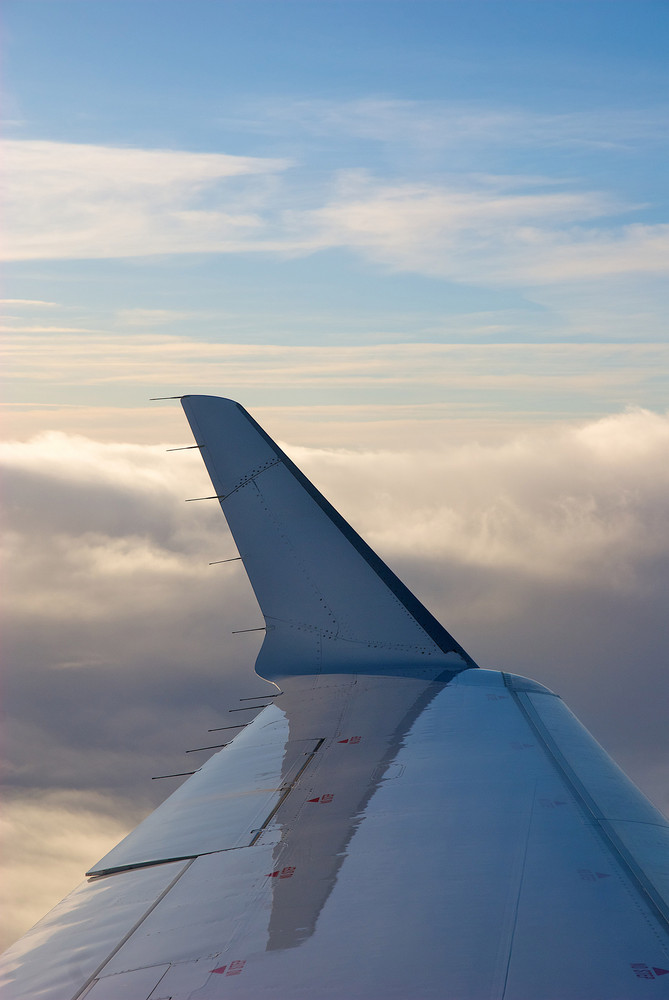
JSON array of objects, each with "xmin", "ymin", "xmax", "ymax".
[{"xmin": 2, "ymin": 0, "xmax": 669, "ymax": 950}]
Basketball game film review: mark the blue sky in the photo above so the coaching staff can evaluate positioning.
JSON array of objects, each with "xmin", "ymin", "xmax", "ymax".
[{"xmin": 2, "ymin": 0, "xmax": 668, "ymax": 435}]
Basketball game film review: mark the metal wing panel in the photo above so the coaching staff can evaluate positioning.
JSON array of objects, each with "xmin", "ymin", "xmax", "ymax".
[
  {"xmin": 4, "ymin": 669, "xmax": 669, "ymax": 999},
  {"xmin": 511, "ymin": 680, "xmax": 669, "ymax": 925},
  {"xmin": 515, "ymin": 684, "xmax": 667, "ymax": 824}
]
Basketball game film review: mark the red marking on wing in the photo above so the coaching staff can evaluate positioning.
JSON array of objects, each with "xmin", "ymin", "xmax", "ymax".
[
  {"xmin": 212, "ymin": 958, "xmax": 246, "ymax": 975},
  {"xmin": 631, "ymin": 963, "xmax": 655, "ymax": 980},
  {"xmin": 579, "ymin": 868, "xmax": 612, "ymax": 881},
  {"xmin": 654, "ymin": 968, "xmax": 669, "ymax": 976},
  {"xmin": 267, "ymin": 866, "xmax": 295, "ymax": 879}
]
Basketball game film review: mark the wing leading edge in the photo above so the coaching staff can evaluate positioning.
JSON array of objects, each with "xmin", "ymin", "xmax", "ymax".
[{"xmin": 1, "ymin": 396, "xmax": 668, "ymax": 1000}]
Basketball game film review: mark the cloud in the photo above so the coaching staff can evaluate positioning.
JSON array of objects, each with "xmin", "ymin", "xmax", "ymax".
[
  {"xmin": 3, "ymin": 408, "xmax": 669, "ymax": 946},
  {"xmin": 114, "ymin": 308, "xmax": 196, "ymax": 328},
  {"xmin": 224, "ymin": 98, "xmax": 669, "ymax": 153},
  {"xmin": 299, "ymin": 173, "xmax": 669, "ymax": 284},
  {"xmin": 3, "ymin": 138, "xmax": 667, "ymax": 288},
  {"xmin": 0, "ymin": 791, "xmax": 133, "ymax": 952},
  {"xmin": 1, "ymin": 325, "xmax": 102, "ymax": 334},
  {"xmin": 1, "ymin": 140, "xmax": 290, "ymax": 261},
  {"xmin": 0, "ymin": 299, "xmax": 59, "ymax": 308},
  {"xmin": 5, "ymin": 336, "xmax": 669, "ymax": 448},
  {"xmin": 6, "ymin": 335, "xmax": 669, "ymax": 389}
]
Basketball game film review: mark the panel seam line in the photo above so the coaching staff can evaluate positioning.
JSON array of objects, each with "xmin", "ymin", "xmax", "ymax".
[{"xmin": 70, "ymin": 858, "xmax": 196, "ymax": 1000}]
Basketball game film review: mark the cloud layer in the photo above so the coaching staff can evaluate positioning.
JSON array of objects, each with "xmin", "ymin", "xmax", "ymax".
[
  {"xmin": 7, "ymin": 334, "xmax": 668, "ymax": 395},
  {"xmin": 3, "ymin": 409, "xmax": 669, "ymax": 947},
  {"xmin": 3, "ymin": 137, "xmax": 668, "ymax": 287},
  {"xmin": 2, "ymin": 140, "xmax": 289, "ymax": 261},
  {"xmin": 306, "ymin": 175, "xmax": 669, "ymax": 284},
  {"xmin": 5, "ymin": 334, "xmax": 669, "ymax": 452}
]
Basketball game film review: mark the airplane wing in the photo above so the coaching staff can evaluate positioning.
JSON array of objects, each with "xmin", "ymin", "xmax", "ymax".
[{"xmin": 2, "ymin": 394, "xmax": 668, "ymax": 999}]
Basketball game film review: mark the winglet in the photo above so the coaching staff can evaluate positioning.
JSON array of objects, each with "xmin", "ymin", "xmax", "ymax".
[{"xmin": 182, "ymin": 396, "xmax": 477, "ymax": 681}]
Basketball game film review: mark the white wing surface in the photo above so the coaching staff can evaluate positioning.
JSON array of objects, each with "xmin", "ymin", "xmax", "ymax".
[{"xmin": 1, "ymin": 395, "xmax": 668, "ymax": 1000}]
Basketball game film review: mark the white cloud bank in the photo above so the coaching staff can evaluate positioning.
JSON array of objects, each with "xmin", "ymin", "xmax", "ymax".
[{"xmin": 2, "ymin": 409, "xmax": 669, "ymax": 947}]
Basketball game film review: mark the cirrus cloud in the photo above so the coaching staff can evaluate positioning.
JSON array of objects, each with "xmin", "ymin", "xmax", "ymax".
[
  {"xmin": 3, "ymin": 139, "xmax": 668, "ymax": 289},
  {"xmin": 300, "ymin": 173, "xmax": 669, "ymax": 284},
  {"xmin": 1, "ymin": 140, "xmax": 291, "ymax": 261}
]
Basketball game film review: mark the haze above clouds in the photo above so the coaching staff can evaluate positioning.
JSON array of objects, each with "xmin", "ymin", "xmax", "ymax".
[{"xmin": 2, "ymin": 0, "xmax": 668, "ymax": 950}]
